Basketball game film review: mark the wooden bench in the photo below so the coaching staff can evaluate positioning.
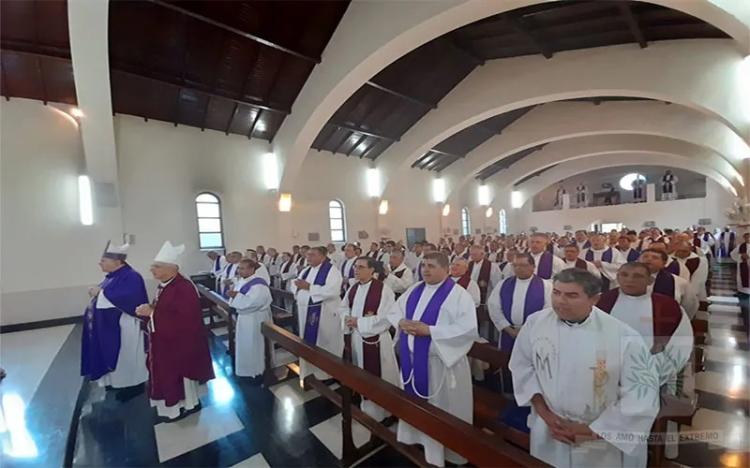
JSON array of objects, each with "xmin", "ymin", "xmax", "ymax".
[{"xmin": 262, "ymin": 322, "xmax": 545, "ymax": 468}]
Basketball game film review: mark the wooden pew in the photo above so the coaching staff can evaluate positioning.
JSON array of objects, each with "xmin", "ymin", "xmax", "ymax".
[
  {"xmin": 196, "ymin": 284, "xmax": 237, "ymax": 364},
  {"xmin": 261, "ymin": 322, "xmax": 545, "ymax": 468}
]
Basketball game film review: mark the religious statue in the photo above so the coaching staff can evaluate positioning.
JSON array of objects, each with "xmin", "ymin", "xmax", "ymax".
[
  {"xmin": 660, "ymin": 169, "xmax": 678, "ymax": 201},
  {"xmin": 575, "ymin": 183, "xmax": 588, "ymax": 208}
]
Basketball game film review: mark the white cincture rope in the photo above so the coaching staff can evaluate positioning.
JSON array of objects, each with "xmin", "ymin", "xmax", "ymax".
[{"xmin": 396, "ymin": 338, "xmax": 450, "ymax": 400}]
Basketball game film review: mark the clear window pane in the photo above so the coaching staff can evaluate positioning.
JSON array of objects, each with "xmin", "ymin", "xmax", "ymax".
[
  {"xmin": 329, "ymin": 201, "xmax": 341, "ymax": 209},
  {"xmin": 196, "ymin": 193, "xmax": 219, "ymax": 203},
  {"xmin": 330, "ymin": 219, "xmax": 343, "ymax": 230},
  {"xmin": 329, "ymin": 207, "xmax": 342, "ymax": 219},
  {"xmin": 198, "ymin": 218, "xmax": 221, "ymax": 232},
  {"xmin": 199, "ymin": 233, "xmax": 223, "ymax": 249},
  {"xmin": 331, "ymin": 230, "xmax": 344, "ymax": 242},
  {"xmin": 196, "ymin": 203, "xmax": 220, "ymax": 218}
]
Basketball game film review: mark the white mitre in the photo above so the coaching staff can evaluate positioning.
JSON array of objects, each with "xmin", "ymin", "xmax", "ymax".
[
  {"xmin": 154, "ymin": 241, "xmax": 185, "ymax": 265},
  {"xmin": 103, "ymin": 241, "xmax": 130, "ymax": 259}
]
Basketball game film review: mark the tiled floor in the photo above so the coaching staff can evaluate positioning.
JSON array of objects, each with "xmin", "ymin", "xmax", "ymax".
[{"xmin": 4, "ymin": 262, "xmax": 749, "ymax": 467}]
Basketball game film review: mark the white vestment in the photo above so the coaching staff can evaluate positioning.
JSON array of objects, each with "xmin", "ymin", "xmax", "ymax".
[
  {"xmin": 670, "ymin": 254, "xmax": 709, "ymax": 301},
  {"xmin": 584, "ymin": 248, "xmax": 622, "ymax": 289},
  {"xmin": 387, "ymin": 281, "xmax": 478, "ymax": 467},
  {"xmin": 450, "ymin": 276, "xmax": 481, "ymax": 307},
  {"xmin": 229, "ymin": 275, "xmax": 272, "ymax": 377},
  {"xmin": 730, "ymin": 243, "xmax": 750, "ymax": 294},
  {"xmin": 469, "ymin": 258, "xmax": 503, "ymax": 296},
  {"xmin": 384, "ymin": 263, "xmax": 414, "ymax": 295},
  {"xmin": 649, "ymin": 272, "xmax": 698, "ymax": 319},
  {"xmin": 342, "ymin": 281, "xmax": 399, "ymax": 421},
  {"xmin": 96, "ymin": 291, "xmax": 148, "ymax": 388},
  {"xmin": 529, "ymin": 251, "xmax": 566, "ymax": 278},
  {"xmin": 510, "ymin": 307, "xmax": 659, "ymax": 468},
  {"xmin": 563, "ymin": 259, "xmax": 602, "ymax": 279},
  {"xmin": 292, "ymin": 262, "xmax": 343, "ymax": 380},
  {"xmin": 254, "ymin": 263, "xmax": 271, "ymax": 283},
  {"xmin": 487, "ymin": 276, "xmax": 552, "ymax": 331}
]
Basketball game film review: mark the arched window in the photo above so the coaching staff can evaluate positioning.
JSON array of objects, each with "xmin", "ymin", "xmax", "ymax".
[
  {"xmin": 499, "ymin": 209, "xmax": 507, "ymax": 235},
  {"xmin": 329, "ymin": 199, "xmax": 347, "ymax": 242},
  {"xmin": 461, "ymin": 207, "xmax": 471, "ymax": 236},
  {"xmin": 195, "ymin": 192, "xmax": 225, "ymax": 250}
]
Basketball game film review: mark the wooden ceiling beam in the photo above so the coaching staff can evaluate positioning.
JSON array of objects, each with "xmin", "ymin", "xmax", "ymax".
[
  {"xmin": 1, "ymin": 41, "xmax": 291, "ymax": 116},
  {"xmin": 145, "ymin": 0, "xmax": 321, "ymax": 64},
  {"xmin": 365, "ymin": 80, "xmax": 437, "ymax": 109},
  {"xmin": 506, "ymin": 16, "xmax": 554, "ymax": 59},
  {"xmin": 329, "ymin": 122, "xmax": 399, "ymax": 142},
  {"xmin": 618, "ymin": 3, "xmax": 648, "ymax": 48}
]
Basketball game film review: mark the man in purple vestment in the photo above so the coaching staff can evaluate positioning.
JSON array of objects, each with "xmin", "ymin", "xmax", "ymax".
[{"xmin": 81, "ymin": 242, "xmax": 149, "ymax": 401}]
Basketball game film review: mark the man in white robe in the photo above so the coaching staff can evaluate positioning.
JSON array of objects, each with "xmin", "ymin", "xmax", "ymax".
[
  {"xmin": 528, "ymin": 233, "xmax": 566, "ymax": 280},
  {"xmin": 583, "ymin": 234, "xmax": 622, "ymax": 291},
  {"xmin": 292, "ymin": 246, "xmax": 343, "ymax": 380},
  {"xmin": 561, "ymin": 244, "xmax": 601, "ymax": 279},
  {"xmin": 219, "ymin": 251, "xmax": 242, "ymax": 295},
  {"xmin": 342, "ymin": 257, "xmax": 399, "ymax": 421},
  {"xmin": 488, "ymin": 252, "xmax": 551, "ymax": 351},
  {"xmin": 384, "ymin": 250, "xmax": 414, "ymax": 297},
  {"xmin": 385, "ymin": 252, "xmax": 478, "ymax": 466},
  {"xmin": 82, "ymin": 242, "xmax": 149, "ymax": 401},
  {"xmin": 245, "ymin": 250, "xmax": 272, "ymax": 283},
  {"xmin": 468, "ymin": 245, "xmax": 503, "ymax": 305},
  {"xmin": 448, "ymin": 257, "xmax": 481, "ymax": 307},
  {"xmin": 339, "ymin": 243, "xmax": 358, "ymax": 296},
  {"xmin": 206, "ymin": 251, "xmax": 226, "ymax": 280},
  {"xmin": 574, "ymin": 230, "xmax": 592, "ymax": 254},
  {"xmin": 405, "ymin": 242, "xmax": 424, "ymax": 272},
  {"xmin": 730, "ymin": 232, "xmax": 750, "ymax": 295},
  {"xmin": 510, "ymin": 269, "xmax": 659, "ymax": 468},
  {"xmin": 228, "ymin": 259, "xmax": 272, "ymax": 379},
  {"xmin": 327, "ymin": 243, "xmax": 344, "ymax": 268},
  {"xmin": 669, "ymin": 241, "xmax": 709, "ymax": 302},
  {"xmin": 598, "ymin": 262, "xmax": 694, "ymax": 459},
  {"xmin": 640, "ymin": 249, "xmax": 698, "ymax": 319}
]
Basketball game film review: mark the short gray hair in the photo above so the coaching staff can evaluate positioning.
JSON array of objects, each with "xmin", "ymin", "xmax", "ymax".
[{"xmin": 552, "ymin": 269, "xmax": 602, "ymax": 297}]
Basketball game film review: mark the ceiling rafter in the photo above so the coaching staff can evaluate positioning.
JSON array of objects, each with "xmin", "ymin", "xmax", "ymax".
[
  {"xmin": 145, "ymin": 0, "xmax": 321, "ymax": 64},
  {"xmin": 329, "ymin": 122, "xmax": 399, "ymax": 142},
  {"xmin": 505, "ymin": 16, "xmax": 554, "ymax": 59},
  {"xmin": 618, "ymin": 3, "xmax": 648, "ymax": 48},
  {"xmin": 365, "ymin": 80, "xmax": 437, "ymax": 109}
]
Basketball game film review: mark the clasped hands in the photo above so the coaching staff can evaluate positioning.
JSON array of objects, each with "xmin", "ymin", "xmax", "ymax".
[
  {"xmin": 135, "ymin": 304, "xmax": 154, "ymax": 317},
  {"xmin": 536, "ymin": 400, "xmax": 600, "ymax": 445},
  {"xmin": 294, "ymin": 279, "xmax": 310, "ymax": 290},
  {"xmin": 398, "ymin": 319, "xmax": 430, "ymax": 336}
]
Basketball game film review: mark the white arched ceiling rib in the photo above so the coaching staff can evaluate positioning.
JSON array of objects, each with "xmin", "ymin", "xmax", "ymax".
[
  {"xmin": 379, "ymin": 39, "xmax": 749, "ymax": 197},
  {"xmin": 511, "ymin": 153, "xmax": 735, "ymax": 208},
  {"xmin": 443, "ymin": 100, "xmax": 748, "ymax": 191},
  {"xmin": 272, "ymin": 0, "xmax": 748, "ymax": 191},
  {"xmin": 484, "ymin": 134, "xmax": 742, "ymax": 191}
]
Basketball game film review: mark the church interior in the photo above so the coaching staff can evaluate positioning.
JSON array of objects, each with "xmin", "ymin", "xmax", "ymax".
[{"xmin": 1, "ymin": 0, "xmax": 749, "ymax": 467}]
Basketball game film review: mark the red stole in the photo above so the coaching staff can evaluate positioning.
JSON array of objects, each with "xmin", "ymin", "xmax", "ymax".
[
  {"xmin": 740, "ymin": 243, "xmax": 749, "ymax": 288},
  {"xmin": 597, "ymin": 289, "xmax": 682, "ymax": 353},
  {"xmin": 347, "ymin": 280, "xmax": 384, "ymax": 377},
  {"xmin": 685, "ymin": 257, "xmax": 700, "ymax": 277},
  {"xmin": 573, "ymin": 258, "xmax": 588, "ymax": 270},
  {"xmin": 455, "ymin": 273, "xmax": 471, "ymax": 289},
  {"xmin": 468, "ymin": 259, "xmax": 491, "ymax": 303}
]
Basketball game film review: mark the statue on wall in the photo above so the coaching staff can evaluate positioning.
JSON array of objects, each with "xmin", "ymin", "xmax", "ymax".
[
  {"xmin": 554, "ymin": 183, "xmax": 566, "ymax": 210},
  {"xmin": 661, "ymin": 169, "xmax": 679, "ymax": 201},
  {"xmin": 632, "ymin": 176, "xmax": 646, "ymax": 203},
  {"xmin": 575, "ymin": 183, "xmax": 588, "ymax": 208}
]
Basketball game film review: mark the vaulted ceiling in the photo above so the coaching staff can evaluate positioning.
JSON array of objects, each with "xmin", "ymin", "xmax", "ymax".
[{"xmin": 0, "ymin": 0, "xmax": 349, "ymax": 140}]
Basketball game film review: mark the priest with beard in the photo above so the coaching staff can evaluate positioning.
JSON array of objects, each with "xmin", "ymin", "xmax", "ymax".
[
  {"xmin": 292, "ymin": 246, "xmax": 343, "ymax": 381},
  {"xmin": 135, "ymin": 241, "xmax": 214, "ymax": 422},
  {"xmin": 384, "ymin": 252, "xmax": 478, "ymax": 466},
  {"xmin": 81, "ymin": 242, "xmax": 149, "ymax": 401},
  {"xmin": 510, "ymin": 269, "xmax": 659, "ymax": 468},
  {"xmin": 528, "ymin": 233, "xmax": 565, "ymax": 280},
  {"xmin": 639, "ymin": 249, "xmax": 698, "ymax": 319},
  {"xmin": 342, "ymin": 256, "xmax": 399, "ymax": 421}
]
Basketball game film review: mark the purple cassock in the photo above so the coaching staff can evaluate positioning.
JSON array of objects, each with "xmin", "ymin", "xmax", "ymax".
[
  {"xmin": 81, "ymin": 264, "xmax": 148, "ymax": 380},
  {"xmin": 301, "ymin": 260, "xmax": 334, "ymax": 345},
  {"xmin": 400, "ymin": 279, "xmax": 455, "ymax": 399},
  {"xmin": 535, "ymin": 251, "xmax": 554, "ymax": 279},
  {"xmin": 498, "ymin": 276, "xmax": 545, "ymax": 351}
]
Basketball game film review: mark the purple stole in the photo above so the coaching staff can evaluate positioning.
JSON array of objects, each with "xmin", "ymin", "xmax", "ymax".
[
  {"xmin": 213, "ymin": 257, "xmax": 222, "ymax": 274},
  {"xmin": 347, "ymin": 280, "xmax": 384, "ymax": 377},
  {"xmin": 535, "ymin": 251, "xmax": 554, "ymax": 279},
  {"xmin": 626, "ymin": 248, "xmax": 639, "ymax": 262},
  {"xmin": 416, "ymin": 263, "xmax": 423, "ymax": 281},
  {"xmin": 653, "ymin": 270, "xmax": 676, "ymax": 299},
  {"xmin": 468, "ymin": 259, "xmax": 491, "ymax": 303},
  {"xmin": 499, "ymin": 276, "xmax": 545, "ymax": 351},
  {"xmin": 400, "ymin": 279, "xmax": 455, "ymax": 399},
  {"xmin": 239, "ymin": 277, "xmax": 268, "ymax": 294},
  {"xmin": 301, "ymin": 260, "xmax": 334, "ymax": 345},
  {"xmin": 222, "ymin": 264, "xmax": 238, "ymax": 297},
  {"xmin": 585, "ymin": 248, "xmax": 614, "ymax": 290},
  {"xmin": 665, "ymin": 260, "xmax": 680, "ymax": 276},
  {"xmin": 740, "ymin": 244, "xmax": 749, "ymax": 288},
  {"xmin": 499, "ymin": 261, "xmax": 508, "ymax": 271},
  {"xmin": 719, "ymin": 232, "xmax": 735, "ymax": 257},
  {"xmin": 280, "ymin": 260, "xmax": 294, "ymax": 289},
  {"xmin": 340, "ymin": 259, "xmax": 355, "ymax": 296}
]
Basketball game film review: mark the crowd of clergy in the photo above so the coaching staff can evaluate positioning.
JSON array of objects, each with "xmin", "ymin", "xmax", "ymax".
[{"xmin": 80, "ymin": 223, "xmax": 745, "ymax": 467}]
